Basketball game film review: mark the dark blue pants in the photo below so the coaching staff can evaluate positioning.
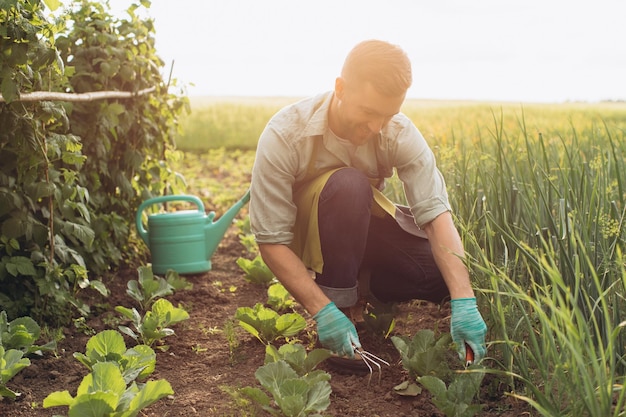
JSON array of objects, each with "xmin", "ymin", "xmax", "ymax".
[{"xmin": 315, "ymin": 168, "xmax": 450, "ymax": 306}]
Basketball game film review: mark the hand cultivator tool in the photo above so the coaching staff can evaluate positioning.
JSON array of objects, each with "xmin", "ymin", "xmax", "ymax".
[{"xmin": 353, "ymin": 345, "xmax": 390, "ymax": 386}]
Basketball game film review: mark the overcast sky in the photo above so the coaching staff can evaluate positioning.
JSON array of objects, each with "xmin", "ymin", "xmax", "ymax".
[{"xmin": 108, "ymin": 0, "xmax": 625, "ymax": 103}]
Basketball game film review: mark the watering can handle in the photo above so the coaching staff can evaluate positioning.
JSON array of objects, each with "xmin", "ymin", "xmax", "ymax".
[{"xmin": 135, "ymin": 195, "xmax": 205, "ymax": 243}]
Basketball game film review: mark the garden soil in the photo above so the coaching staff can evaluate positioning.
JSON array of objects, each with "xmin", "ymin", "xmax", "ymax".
[{"xmin": 0, "ymin": 228, "xmax": 532, "ymax": 417}]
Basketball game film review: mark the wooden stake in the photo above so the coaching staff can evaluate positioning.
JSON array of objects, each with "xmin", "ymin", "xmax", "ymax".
[{"xmin": 0, "ymin": 86, "xmax": 156, "ymax": 103}]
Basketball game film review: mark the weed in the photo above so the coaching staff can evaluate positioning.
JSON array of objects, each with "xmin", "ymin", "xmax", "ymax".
[
  {"xmin": 223, "ymin": 318, "xmax": 241, "ymax": 365},
  {"xmin": 72, "ymin": 317, "xmax": 96, "ymax": 336},
  {"xmin": 192, "ymin": 344, "xmax": 208, "ymax": 354}
]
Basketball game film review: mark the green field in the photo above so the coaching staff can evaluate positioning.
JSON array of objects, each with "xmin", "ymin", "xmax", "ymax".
[
  {"xmin": 174, "ymin": 97, "xmax": 626, "ymax": 416},
  {"xmin": 176, "ymin": 96, "xmax": 626, "ymax": 152}
]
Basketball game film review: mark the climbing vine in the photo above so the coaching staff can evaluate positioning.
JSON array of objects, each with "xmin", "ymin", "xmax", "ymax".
[{"xmin": 0, "ymin": 0, "xmax": 188, "ymax": 324}]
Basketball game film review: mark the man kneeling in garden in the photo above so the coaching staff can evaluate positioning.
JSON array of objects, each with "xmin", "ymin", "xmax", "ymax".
[{"xmin": 249, "ymin": 39, "xmax": 487, "ymax": 366}]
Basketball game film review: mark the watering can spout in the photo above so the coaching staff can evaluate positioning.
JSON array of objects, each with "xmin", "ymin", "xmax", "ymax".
[{"xmin": 204, "ymin": 189, "xmax": 251, "ymax": 260}]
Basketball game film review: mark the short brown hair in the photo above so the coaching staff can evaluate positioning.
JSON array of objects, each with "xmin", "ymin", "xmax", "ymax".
[{"xmin": 341, "ymin": 39, "xmax": 412, "ymax": 97}]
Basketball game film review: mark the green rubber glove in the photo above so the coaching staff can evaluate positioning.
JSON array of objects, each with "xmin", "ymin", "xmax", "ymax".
[
  {"xmin": 313, "ymin": 302, "xmax": 361, "ymax": 358},
  {"xmin": 450, "ymin": 297, "xmax": 487, "ymax": 364}
]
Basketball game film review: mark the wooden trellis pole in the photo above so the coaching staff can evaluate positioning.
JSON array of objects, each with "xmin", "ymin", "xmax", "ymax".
[{"xmin": 0, "ymin": 86, "xmax": 156, "ymax": 103}]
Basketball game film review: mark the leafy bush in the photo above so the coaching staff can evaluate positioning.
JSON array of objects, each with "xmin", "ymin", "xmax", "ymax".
[
  {"xmin": 0, "ymin": 0, "xmax": 188, "ymax": 324},
  {"xmin": 1, "ymin": 0, "xmax": 94, "ymax": 322},
  {"xmin": 56, "ymin": 1, "xmax": 188, "ymax": 274}
]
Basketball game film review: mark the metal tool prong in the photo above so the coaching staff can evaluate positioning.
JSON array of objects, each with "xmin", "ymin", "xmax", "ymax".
[
  {"xmin": 355, "ymin": 347, "xmax": 374, "ymax": 385},
  {"xmin": 354, "ymin": 345, "xmax": 389, "ymax": 385},
  {"xmin": 358, "ymin": 349, "xmax": 390, "ymax": 367}
]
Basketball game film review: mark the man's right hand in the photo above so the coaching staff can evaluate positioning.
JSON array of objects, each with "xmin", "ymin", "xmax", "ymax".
[{"xmin": 313, "ymin": 302, "xmax": 361, "ymax": 358}]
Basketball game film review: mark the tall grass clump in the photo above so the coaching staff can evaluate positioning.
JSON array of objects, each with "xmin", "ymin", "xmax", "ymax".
[{"xmin": 450, "ymin": 112, "xmax": 626, "ymax": 416}]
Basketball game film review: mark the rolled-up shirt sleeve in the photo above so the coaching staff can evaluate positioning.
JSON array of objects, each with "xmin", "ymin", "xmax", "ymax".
[
  {"xmin": 250, "ymin": 118, "xmax": 299, "ymax": 245},
  {"xmin": 391, "ymin": 121, "xmax": 451, "ymax": 228}
]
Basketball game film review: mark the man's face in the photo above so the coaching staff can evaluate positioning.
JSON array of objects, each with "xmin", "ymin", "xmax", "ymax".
[{"xmin": 331, "ymin": 78, "xmax": 406, "ymax": 146}]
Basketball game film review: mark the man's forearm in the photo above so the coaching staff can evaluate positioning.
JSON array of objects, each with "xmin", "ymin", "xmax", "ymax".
[
  {"xmin": 258, "ymin": 243, "xmax": 331, "ymax": 315},
  {"xmin": 423, "ymin": 211, "xmax": 475, "ymax": 299}
]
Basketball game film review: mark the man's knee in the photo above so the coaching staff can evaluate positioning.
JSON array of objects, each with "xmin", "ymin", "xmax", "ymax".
[{"xmin": 321, "ymin": 168, "xmax": 372, "ymax": 201}]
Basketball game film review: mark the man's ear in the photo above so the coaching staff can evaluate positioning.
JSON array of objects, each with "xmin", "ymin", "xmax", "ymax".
[{"xmin": 334, "ymin": 77, "xmax": 345, "ymax": 99}]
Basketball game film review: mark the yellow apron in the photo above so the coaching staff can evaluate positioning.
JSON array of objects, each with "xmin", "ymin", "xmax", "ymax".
[{"xmin": 290, "ymin": 146, "xmax": 427, "ymax": 274}]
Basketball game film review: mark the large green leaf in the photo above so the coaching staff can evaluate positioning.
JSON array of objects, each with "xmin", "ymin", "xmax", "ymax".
[
  {"xmin": 1, "ymin": 218, "xmax": 25, "ymax": 240},
  {"xmin": 0, "ymin": 76, "xmax": 18, "ymax": 103},
  {"xmin": 77, "ymin": 362, "xmax": 126, "ymax": 399},
  {"xmin": 2, "ymin": 315, "xmax": 40, "ymax": 352},
  {"xmin": 391, "ymin": 330, "xmax": 452, "ymax": 378},
  {"xmin": 239, "ymin": 386, "xmax": 271, "ymax": 407},
  {"xmin": 62, "ymin": 221, "xmax": 95, "ymax": 246},
  {"xmin": 0, "ymin": 348, "xmax": 30, "ymax": 383},
  {"xmin": 122, "ymin": 379, "xmax": 173, "ymax": 416},
  {"xmin": 446, "ymin": 372, "xmax": 484, "ymax": 405},
  {"xmin": 238, "ymin": 321, "xmax": 262, "ymax": 343},
  {"xmin": 26, "ymin": 181, "xmax": 55, "ymax": 200},
  {"xmin": 115, "ymin": 306, "xmax": 141, "ymax": 322},
  {"xmin": 304, "ymin": 349, "xmax": 332, "ymax": 374},
  {"xmin": 151, "ymin": 298, "xmax": 189, "ymax": 325},
  {"xmin": 417, "ymin": 375, "xmax": 447, "ymax": 399},
  {"xmin": 43, "ymin": 390, "xmax": 74, "ymax": 407},
  {"xmin": 121, "ymin": 344, "xmax": 156, "ymax": 382},
  {"xmin": 255, "ymin": 361, "xmax": 297, "ymax": 396},
  {"xmin": 68, "ymin": 392, "xmax": 117, "ymax": 417},
  {"xmin": 275, "ymin": 379, "xmax": 308, "ymax": 416},
  {"xmin": 85, "ymin": 330, "xmax": 127, "ymax": 361},
  {"xmin": 275, "ymin": 313, "xmax": 306, "ymax": 337},
  {"xmin": 304, "ymin": 380, "xmax": 332, "ymax": 414}
]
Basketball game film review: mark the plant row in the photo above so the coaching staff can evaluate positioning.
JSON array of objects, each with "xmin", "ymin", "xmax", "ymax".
[{"xmin": 1, "ymin": 266, "xmax": 191, "ymax": 416}]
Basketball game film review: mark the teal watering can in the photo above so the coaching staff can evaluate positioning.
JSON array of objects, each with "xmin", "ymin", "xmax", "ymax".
[{"xmin": 135, "ymin": 190, "xmax": 250, "ymax": 274}]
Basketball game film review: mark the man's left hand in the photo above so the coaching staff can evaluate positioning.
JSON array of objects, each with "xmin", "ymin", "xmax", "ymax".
[{"xmin": 450, "ymin": 297, "xmax": 487, "ymax": 364}]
